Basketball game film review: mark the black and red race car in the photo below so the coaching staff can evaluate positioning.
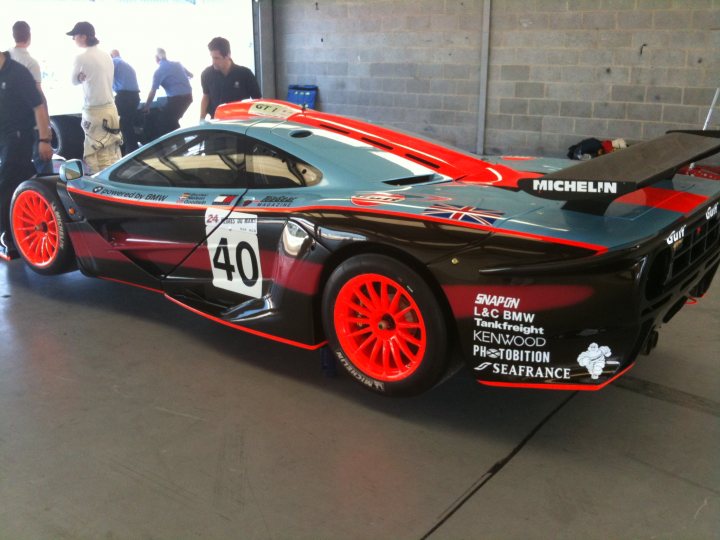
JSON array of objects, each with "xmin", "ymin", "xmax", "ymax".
[{"xmin": 8, "ymin": 100, "xmax": 720, "ymax": 396}]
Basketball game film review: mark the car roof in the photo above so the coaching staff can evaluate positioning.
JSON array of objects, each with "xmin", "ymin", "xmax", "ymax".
[{"xmin": 208, "ymin": 116, "xmax": 445, "ymax": 186}]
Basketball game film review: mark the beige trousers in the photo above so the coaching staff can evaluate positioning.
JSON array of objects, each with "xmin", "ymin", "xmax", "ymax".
[{"xmin": 81, "ymin": 103, "xmax": 123, "ymax": 174}]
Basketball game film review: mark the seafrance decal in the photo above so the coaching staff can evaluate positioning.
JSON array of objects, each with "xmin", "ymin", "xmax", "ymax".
[
  {"xmin": 470, "ymin": 293, "xmax": 567, "ymax": 379},
  {"xmin": 205, "ymin": 209, "xmax": 263, "ymax": 298}
]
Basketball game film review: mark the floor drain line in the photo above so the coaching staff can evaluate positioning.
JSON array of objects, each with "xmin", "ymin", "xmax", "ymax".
[{"xmin": 419, "ymin": 391, "xmax": 578, "ymax": 540}]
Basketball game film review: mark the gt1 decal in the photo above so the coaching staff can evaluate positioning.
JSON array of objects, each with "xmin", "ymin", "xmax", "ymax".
[
  {"xmin": 576, "ymin": 343, "xmax": 617, "ymax": 380},
  {"xmin": 248, "ymin": 102, "xmax": 297, "ymax": 119},
  {"xmin": 205, "ymin": 209, "xmax": 263, "ymax": 298}
]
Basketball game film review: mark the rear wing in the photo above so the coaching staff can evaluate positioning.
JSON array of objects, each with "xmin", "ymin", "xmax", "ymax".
[{"xmin": 517, "ymin": 131, "xmax": 720, "ymax": 213}]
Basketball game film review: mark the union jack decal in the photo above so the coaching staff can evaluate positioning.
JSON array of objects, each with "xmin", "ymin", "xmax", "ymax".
[{"xmin": 423, "ymin": 203, "xmax": 504, "ymax": 226}]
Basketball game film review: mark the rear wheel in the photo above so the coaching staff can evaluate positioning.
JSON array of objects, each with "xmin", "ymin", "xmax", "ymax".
[
  {"xmin": 10, "ymin": 180, "xmax": 76, "ymax": 275},
  {"xmin": 322, "ymin": 254, "xmax": 448, "ymax": 396}
]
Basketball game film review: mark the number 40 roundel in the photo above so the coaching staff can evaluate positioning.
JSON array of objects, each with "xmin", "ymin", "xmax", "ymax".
[{"xmin": 205, "ymin": 208, "xmax": 263, "ymax": 298}]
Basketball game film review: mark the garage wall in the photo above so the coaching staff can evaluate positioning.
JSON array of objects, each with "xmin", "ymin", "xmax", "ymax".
[
  {"xmin": 486, "ymin": 0, "xmax": 719, "ymax": 156},
  {"xmin": 272, "ymin": 0, "xmax": 719, "ymax": 157},
  {"xmin": 273, "ymin": 0, "xmax": 485, "ymax": 150}
]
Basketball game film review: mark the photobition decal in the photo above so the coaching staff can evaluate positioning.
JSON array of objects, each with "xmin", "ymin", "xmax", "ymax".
[
  {"xmin": 470, "ymin": 292, "xmax": 568, "ymax": 380},
  {"xmin": 205, "ymin": 208, "xmax": 263, "ymax": 298}
]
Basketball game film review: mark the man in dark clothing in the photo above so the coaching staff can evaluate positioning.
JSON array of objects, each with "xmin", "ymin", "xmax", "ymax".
[
  {"xmin": 0, "ymin": 50, "xmax": 52, "ymax": 260},
  {"xmin": 200, "ymin": 37, "xmax": 260, "ymax": 120},
  {"xmin": 110, "ymin": 49, "xmax": 140, "ymax": 155}
]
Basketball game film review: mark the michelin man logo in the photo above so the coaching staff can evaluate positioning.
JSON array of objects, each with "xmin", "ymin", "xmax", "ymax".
[{"xmin": 577, "ymin": 343, "xmax": 612, "ymax": 379}]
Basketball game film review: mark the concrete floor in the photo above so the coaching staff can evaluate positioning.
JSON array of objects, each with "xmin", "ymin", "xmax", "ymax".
[{"xmin": 0, "ymin": 260, "xmax": 718, "ymax": 540}]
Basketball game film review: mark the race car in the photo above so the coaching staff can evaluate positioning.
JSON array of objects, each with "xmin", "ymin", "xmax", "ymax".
[{"xmin": 9, "ymin": 99, "xmax": 720, "ymax": 396}]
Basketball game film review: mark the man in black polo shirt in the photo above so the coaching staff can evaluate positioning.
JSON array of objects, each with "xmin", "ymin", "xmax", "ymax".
[
  {"xmin": 0, "ymin": 50, "xmax": 52, "ymax": 260},
  {"xmin": 200, "ymin": 37, "xmax": 261, "ymax": 120}
]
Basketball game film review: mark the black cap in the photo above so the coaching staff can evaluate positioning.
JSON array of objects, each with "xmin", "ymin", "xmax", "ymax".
[{"xmin": 66, "ymin": 21, "xmax": 95, "ymax": 37}]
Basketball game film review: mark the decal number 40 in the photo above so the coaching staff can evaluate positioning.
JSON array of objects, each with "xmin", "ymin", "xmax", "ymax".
[
  {"xmin": 205, "ymin": 209, "xmax": 263, "ymax": 298},
  {"xmin": 212, "ymin": 238, "xmax": 259, "ymax": 286}
]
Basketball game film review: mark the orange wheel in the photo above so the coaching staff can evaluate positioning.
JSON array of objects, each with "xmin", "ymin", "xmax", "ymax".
[
  {"xmin": 11, "ymin": 180, "xmax": 75, "ymax": 275},
  {"xmin": 334, "ymin": 273, "xmax": 427, "ymax": 382},
  {"xmin": 323, "ymin": 254, "xmax": 447, "ymax": 396},
  {"xmin": 12, "ymin": 190, "xmax": 60, "ymax": 268}
]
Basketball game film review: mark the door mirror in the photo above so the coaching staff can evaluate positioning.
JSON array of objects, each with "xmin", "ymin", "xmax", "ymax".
[{"xmin": 59, "ymin": 160, "xmax": 84, "ymax": 182}]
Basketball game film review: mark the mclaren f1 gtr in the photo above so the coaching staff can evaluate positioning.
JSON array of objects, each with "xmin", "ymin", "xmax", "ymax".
[{"xmin": 8, "ymin": 99, "xmax": 720, "ymax": 396}]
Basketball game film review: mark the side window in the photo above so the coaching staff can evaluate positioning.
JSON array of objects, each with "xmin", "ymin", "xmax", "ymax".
[
  {"xmin": 110, "ymin": 131, "xmax": 249, "ymax": 189},
  {"xmin": 247, "ymin": 143, "xmax": 322, "ymax": 189}
]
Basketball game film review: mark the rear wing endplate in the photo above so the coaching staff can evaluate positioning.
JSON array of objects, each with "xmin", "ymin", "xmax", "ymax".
[{"xmin": 518, "ymin": 131, "xmax": 720, "ymax": 213}]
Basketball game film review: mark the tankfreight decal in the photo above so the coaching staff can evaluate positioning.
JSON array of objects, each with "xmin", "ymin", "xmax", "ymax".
[{"xmin": 470, "ymin": 292, "xmax": 570, "ymax": 381}]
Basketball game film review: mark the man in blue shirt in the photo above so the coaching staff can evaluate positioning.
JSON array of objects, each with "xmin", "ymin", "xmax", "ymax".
[
  {"xmin": 144, "ymin": 48, "xmax": 192, "ymax": 137},
  {"xmin": 110, "ymin": 49, "xmax": 140, "ymax": 154}
]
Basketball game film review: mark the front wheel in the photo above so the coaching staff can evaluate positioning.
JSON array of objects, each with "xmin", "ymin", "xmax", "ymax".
[
  {"xmin": 10, "ymin": 180, "xmax": 76, "ymax": 275},
  {"xmin": 322, "ymin": 254, "xmax": 448, "ymax": 396}
]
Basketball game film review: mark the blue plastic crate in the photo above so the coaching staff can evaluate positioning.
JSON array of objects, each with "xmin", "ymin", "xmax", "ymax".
[{"xmin": 287, "ymin": 84, "xmax": 318, "ymax": 109}]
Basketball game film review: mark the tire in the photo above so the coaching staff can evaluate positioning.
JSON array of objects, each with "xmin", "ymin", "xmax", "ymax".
[
  {"xmin": 50, "ymin": 116, "xmax": 84, "ymax": 160},
  {"xmin": 322, "ymin": 254, "xmax": 448, "ymax": 396},
  {"xmin": 10, "ymin": 180, "xmax": 76, "ymax": 275}
]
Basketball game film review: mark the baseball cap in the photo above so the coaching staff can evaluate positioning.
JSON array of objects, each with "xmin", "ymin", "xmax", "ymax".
[{"xmin": 66, "ymin": 21, "xmax": 95, "ymax": 37}]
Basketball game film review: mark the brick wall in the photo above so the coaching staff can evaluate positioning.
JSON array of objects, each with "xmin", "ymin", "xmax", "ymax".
[
  {"xmin": 274, "ymin": 0, "xmax": 485, "ymax": 149},
  {"xmin": 272, "ymin": 0, "xmax": 719, "ymax": 157},
  {"xmin": 486, "ymin": 0, "xmax": 719, "ymax": 156}
]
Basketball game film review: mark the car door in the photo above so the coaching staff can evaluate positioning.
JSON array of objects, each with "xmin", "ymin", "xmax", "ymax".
[
  {"xmin": 168, "ymin": 136, "xmax": 324, "ymax": 313},
  {"xmin": 67, "ymin": 128, "xmax": 250, "ymax": 282}
]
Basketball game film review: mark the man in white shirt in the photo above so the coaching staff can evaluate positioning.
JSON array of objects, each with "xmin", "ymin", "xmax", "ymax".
[
  {"xmin": 9, "ymin": 21, "xmax": 42, "ymax": 93},
  {"xmin": 67, "ymin": 21, "xmax": 121, "ymax": 173}
]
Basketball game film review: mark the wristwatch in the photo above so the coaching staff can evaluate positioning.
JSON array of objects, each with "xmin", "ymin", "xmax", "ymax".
[{"xmin": 39, "ymin": 138, "xmax": 52, "ymax": 143}]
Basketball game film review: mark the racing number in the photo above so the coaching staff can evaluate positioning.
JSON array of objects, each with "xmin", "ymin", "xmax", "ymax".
[
  {"xmin": 206, "ymin": 209, "xmax": 263, "ymax": 298},
  {"xmin": 212, "ymin": 238, "xmax": 259, "ymax": 287}
]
